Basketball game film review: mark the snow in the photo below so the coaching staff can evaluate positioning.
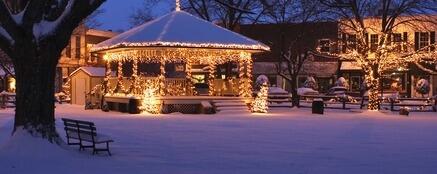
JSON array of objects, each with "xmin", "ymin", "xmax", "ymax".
[
  {"xmin": 70, "ymin": 67, "xmax": 106, "ymax": 77},
  {"xmin": 340, "ymin": 61, "xmax": 362, "ymax": 70},
  {"xmin": 0, "ymin": 26, "xmax": 13, "ymax": 44},
  {"xmin": 92, "ymin": 11, "xmax": 270, "ymax": 52},
  {"xmin": 1, "ymin": 105, "xmax": 437, "ymax": 174},
  {"xmin": 268, "ymin": 87, "xmax": 288, "ymax": 94},
  {"xmin": 298, "ymin": 87, "xmax": 319, "ymax": 95},
  {"xmin": 11, "ymin": 10, "xmax": 25, "ymax": 25},
  {"xmin": 32, "ymin": 0, "xmax": 73, "ymax": 41}
]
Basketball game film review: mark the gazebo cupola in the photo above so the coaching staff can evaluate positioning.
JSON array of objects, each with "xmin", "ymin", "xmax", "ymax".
[{"xmin": 91, "ymin": 6, "xmax": 269, "ymax": 99}]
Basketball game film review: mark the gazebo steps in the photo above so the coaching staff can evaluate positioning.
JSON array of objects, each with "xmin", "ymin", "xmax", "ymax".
[
  {"xmin": 214, "ymin": 102, "xmax": 248, "ymax": 107},
  {"xmin": 212, "ymin": 99, "xmax": 250, "ymax": 113},
  {"xmin": 216, "ymin": 109, "xmax": 250, "ymax": 114},
  {"xmin": 216, "ymin": 106, "xmax": 249, "ymax": 110}
]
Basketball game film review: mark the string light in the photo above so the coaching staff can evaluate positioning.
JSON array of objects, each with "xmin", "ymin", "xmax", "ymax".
[
  {"xmin": 100, "ymin": 47, "xmax": 256, "ymax": 110},
  {"xmin": 251, "ymin": 82, "xmax": 268, "ymax": 113},
  {"xmin": 91, "ymin": 41, "xmax": 270, "ymax": 52},
  {"xmin": 317, "ymin": 26, "xmax": 437, "ymax": 110},
  {"xmin": 208, "ymin": 61, "xmax": 217, "ymax": 96},
  {"xmin": 140, "ymin": 80, "xmax": 162, "ymax": 114}
]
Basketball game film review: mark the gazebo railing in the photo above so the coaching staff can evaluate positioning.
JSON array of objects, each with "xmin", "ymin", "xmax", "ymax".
[
  {"xmin": 106, "ymin": 77, "xmax": 244, "ymax": 97},
  {"xmin": 164, "ymin": 78, "xmax": 191, "ymax": 96}
]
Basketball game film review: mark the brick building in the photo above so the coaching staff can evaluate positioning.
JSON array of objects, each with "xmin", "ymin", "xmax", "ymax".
[{"xmin": 238, "ymin": 22, "xmax": 340, "ymax": 93}]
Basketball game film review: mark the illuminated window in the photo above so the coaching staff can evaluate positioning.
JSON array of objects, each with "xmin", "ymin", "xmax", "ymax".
[
  {"xmin": 419, "ymin": 32, "xmax": 430, "ymax": 49},
  {"xmin": 392, "ymin": 33, "xmax": 402, "ymax": 51}
]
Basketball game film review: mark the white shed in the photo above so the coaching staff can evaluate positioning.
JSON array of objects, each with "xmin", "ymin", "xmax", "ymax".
[{"xmin": 69, "ymin": 67, "xmax": 105, "ymax": 105}]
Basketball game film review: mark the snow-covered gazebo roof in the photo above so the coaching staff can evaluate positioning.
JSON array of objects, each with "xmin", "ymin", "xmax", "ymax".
[{"xmin": 91, "ymin": 11, "xmax": 270, "ymax": 52}]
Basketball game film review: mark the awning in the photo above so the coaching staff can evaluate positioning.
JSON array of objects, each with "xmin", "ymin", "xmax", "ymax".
[{"xmin": 340, "ymin": 61, "xmax": 362, "ymax": 71}]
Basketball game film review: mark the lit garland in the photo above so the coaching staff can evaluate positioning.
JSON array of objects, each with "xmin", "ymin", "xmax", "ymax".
[
  {"xmin": 102, "ymin": 47, "xmax": 256, "ymax": 98},
  {"xmin": 102, "ymin": 48, "xmax": 254, "ymax": 64},
  {"xmin": 104, "ymin": 61, "xmax": 113, "ymax": 94},
  {"xmin": 208, "ymin": 62, "xmax": 217, "ymax": 96},
  {"xmin": 128, "ymin": 58, "xmax": 142, "ymax": 95},
  {"xmin": 238, "ymin": 53, "xmax": 253, "ymax": 98},
  {"xmin": 140, "ymin": 80, "xmax": 162, "ymax": 114},
  {"xmin": 159, "ymin": 61, "xmax": 166, "ymax": 96},
  {"xmin": 113, "ymin": 61, "xmax": 125, "ymax": 94},
  {"xmin": 185, "ymin": 58, "xmax": 195, "ymax": 95},
  {"xmin": 91, "ymin": 41, "xmax": 270, "ymax": 53},
  {"xmin": 251, "ymin": 82, "xmax": 268, "ymax": 113}
]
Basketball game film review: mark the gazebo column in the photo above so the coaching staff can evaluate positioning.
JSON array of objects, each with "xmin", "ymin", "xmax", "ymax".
[
  {"xmin": 208, "ymin": 62, "xmax": 217, "ymax": 96},
  {"xmin": 159, "ymin": 60, "xmax": 166, "ymax": 96},
  {"xmin": 115, "ymin": 60, "xmax": 124, "ymax": 93},
  {"xmin": 238, "ymin": 53, "xmax": 253, "ymax": 98},
  {"xmin": 129, "ymin": 58, "xmax": 139, "ymax": 95},
  {"xmin": 186, "ymin": 58, "xmax": 194, "ymax": 95},
  {"xmin": 104, "ymin": 60, "xmax": 112, "ymax": 94}
]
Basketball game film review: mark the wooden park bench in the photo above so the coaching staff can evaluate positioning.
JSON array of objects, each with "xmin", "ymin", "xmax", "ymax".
[{"xmin": 61, "ymin": 118, "xmax": 114, "ymax": 155}]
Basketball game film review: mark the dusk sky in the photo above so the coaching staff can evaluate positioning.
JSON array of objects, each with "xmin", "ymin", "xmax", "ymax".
[{"xmin": 96, "ymin": 0, "xmax": 172, "ymax": 31}]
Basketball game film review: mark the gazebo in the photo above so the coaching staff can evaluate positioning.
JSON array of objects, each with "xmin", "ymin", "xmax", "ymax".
[{"xmin": 91, "ymin": 8, "xmax": 269, "ymax": 113}]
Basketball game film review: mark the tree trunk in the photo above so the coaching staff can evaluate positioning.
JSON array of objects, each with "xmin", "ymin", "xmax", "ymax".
[
  {"xmin": 365, "ymin": 74, "xmax": 381, "ymax": 111},
  {"xmin": 12, "ymin": 45, "xmax": 60, "ymax": 141},
  {"xmin": 291, "ymin": 75, "xmax": 299, "ymax": 107}
]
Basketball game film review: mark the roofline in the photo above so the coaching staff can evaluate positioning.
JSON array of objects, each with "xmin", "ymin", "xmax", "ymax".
[
  {"xmin": 69, "ymin": 67, "xmax": 106, "ymax": 77},
  {"xmin": 86, "ymin": 29, "xmax": 119, "ymax": 38},
  {"xmin": 91, "ymin": 43, "xmax": 270, "ymax": 54}
]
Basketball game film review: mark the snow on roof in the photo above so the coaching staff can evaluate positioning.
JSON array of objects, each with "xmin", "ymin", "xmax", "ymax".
[
  {"xmin": 340, "ymin": 61, "xmax": 362, "ymax": 70},
  {"xmin": 70, "ymin": 67, "xmax": 106, "ymax": 77},
  {"xmin": 91, "ymin": 11, "xmax": 270, "ymax": 52}
]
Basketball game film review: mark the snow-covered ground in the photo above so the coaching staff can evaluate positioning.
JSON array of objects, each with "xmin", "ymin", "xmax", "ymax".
[{"xmin": 0, "ymin": 105, "xmax": 437, "ymax": 174}]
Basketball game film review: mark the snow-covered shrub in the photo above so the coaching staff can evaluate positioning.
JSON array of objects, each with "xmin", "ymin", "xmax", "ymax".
[
  {"xmin": 335, "ymin": 77, "xmax": 349, "ymax": 88},
  {"xmin": 255, "ymin": 75, "xmax": 269, "ymax": 90},
  {"xmin": 304, "ymin": 76, "xmax": 318, "ymax": 90},
  {"xmin": 415, "ymin": 79, "xmax": 430, "ymax": 96}
]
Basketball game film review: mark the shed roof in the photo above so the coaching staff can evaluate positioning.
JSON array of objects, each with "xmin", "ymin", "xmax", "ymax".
[{"xmin": 70, "ymin": 67, "xmax": 106, "ymax": 77}]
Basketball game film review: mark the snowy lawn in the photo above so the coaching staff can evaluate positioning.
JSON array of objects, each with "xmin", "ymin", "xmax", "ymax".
[{"xmin": 0, "ymin": 105, "xmax": 437, "ymax": 174}]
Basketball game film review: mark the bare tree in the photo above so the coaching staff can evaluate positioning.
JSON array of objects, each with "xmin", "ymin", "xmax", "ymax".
[
  {"xmin": 184, "ymin": 0, "xmax": 265, "ymax": 30},
  {"xmin": 319, "ymin": 0, "xmax": 437, "ymax": 110},
  {"xmin": 261, "ymin": 0, "xmax": 328, "ymax": 106},
  {"xmin": 85, "ymin": 9, "xmax": 105, "ymax": 29},
  {"xmin": 0, "ymin": 0, "xmax": 105, "ymax": 140},
  {"xmin": 129, "ymin": 0, "xmax": 161, "ymax": 27}
]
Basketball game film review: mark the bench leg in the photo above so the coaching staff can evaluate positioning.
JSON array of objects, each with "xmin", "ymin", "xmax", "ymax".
[
  {"xmin": 106, "ymin": 142, "xmax": 112, "ymax": 156},
  {"xmin": 92, "ymin": 142, "xmax": 112, "ymax": 156},
  {"xmin": 92, "ymin": 142, "xmax": 97, "ymax": 155}
]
